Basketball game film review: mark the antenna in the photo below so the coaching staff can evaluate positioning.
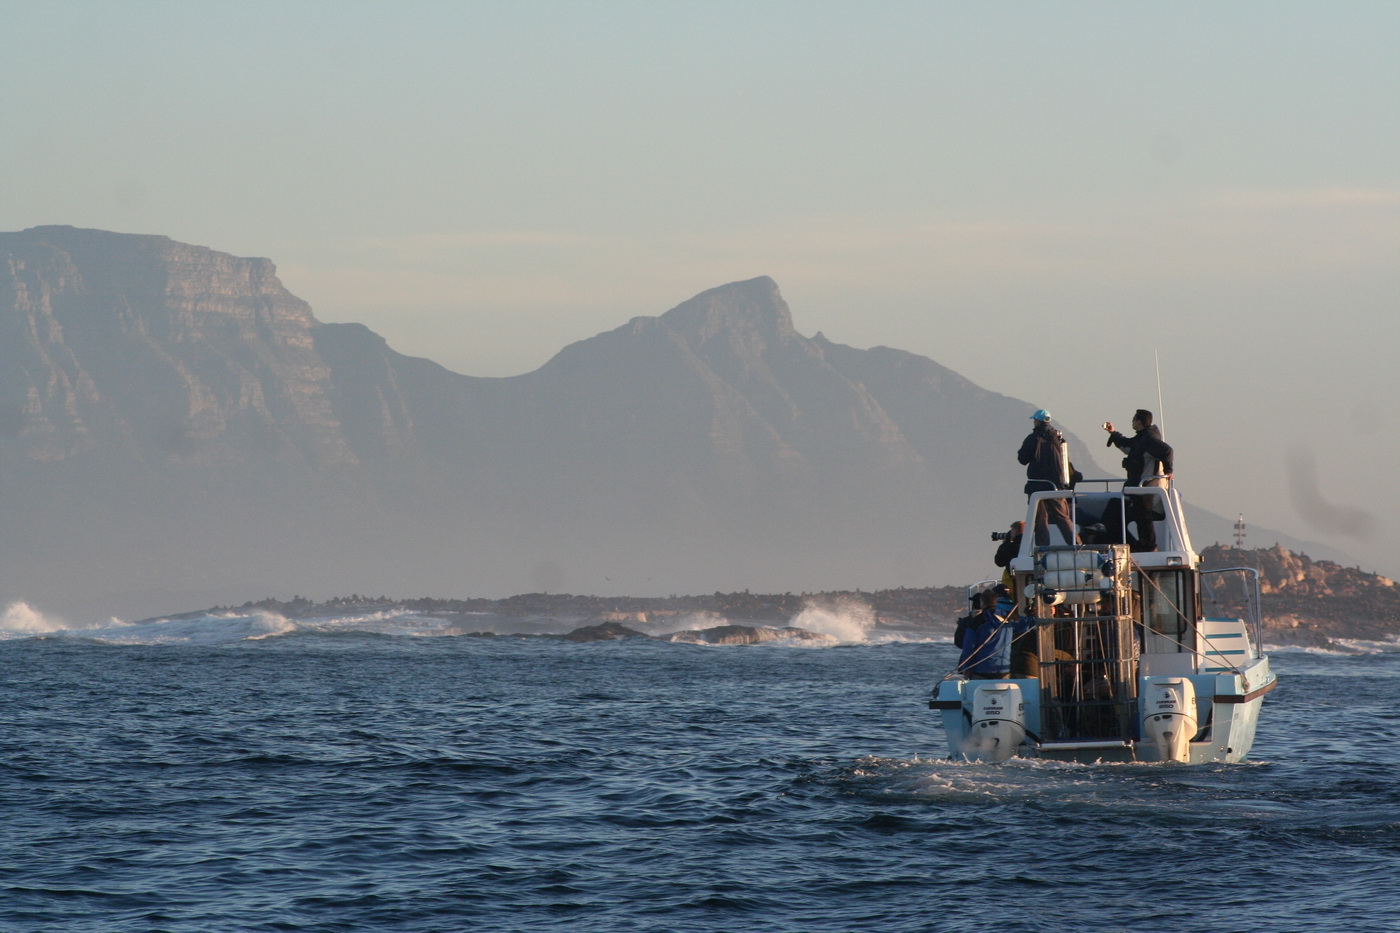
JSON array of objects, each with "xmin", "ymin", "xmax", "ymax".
[
  {"xmin": 1234, "ymin": 513, "xmax": 1247, "ymax": 548},
  {"xmin": 1154, "ymin": 349, "xmax": 1165, "ymax": 431}
]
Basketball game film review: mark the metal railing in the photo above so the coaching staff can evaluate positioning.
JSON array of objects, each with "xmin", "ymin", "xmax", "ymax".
[
  {"xmin": 1021, "ymin": 476, "xmax": 1180, "ymax": 555},
  {"xmin": 1200, "ymin": 566, "xmax": 1265, "ymax": 657}
]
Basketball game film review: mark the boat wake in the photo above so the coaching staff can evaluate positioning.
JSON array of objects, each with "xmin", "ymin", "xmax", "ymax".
[{"xmin": 838, "ymin": 753, "xmax": 1273, "ymax": 813}]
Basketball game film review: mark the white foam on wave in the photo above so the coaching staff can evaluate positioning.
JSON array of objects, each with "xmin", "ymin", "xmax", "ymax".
[
  {"xmin": 850, "ymin": 754, "xmax": 1210, "ymax": 808},
  {"xmin": 64, "ymin": 610, "xmax": 296, "ymax": 646},
  {"xmin": 0, "ymin": 602, "xmax": 70, "ymax": 638},
  {"xmin": 0, "ymin": 603, "xmax": 312, "ymax": 646},
  {"xmin": 91, "ymin": 608, "xmax": 486, "ymax": 644},
  {"xmin": 635, "ymin": 611, "xmax": 729, "ymax": 637},
  {"xmin": 627, "ymin": 599, "xmax": 940, "ymax": 647},
  {"xmin": 1276, "ymin": 635, "xmax": 1400, "ymax": 657},
  {"xmin": 1, "ymin": 598, "xmax": 947, "ymax": 647},
  {"xmin": 294, "ymin": 609, "xmax": 466, "ymax": 638},
  {"xmin": 790, "ymin": 596, "xmax": 875, "ymax": 644}
]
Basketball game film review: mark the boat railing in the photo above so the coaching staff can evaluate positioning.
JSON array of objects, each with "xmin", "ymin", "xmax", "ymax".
[
  {"xmin": 965, "ymin": 578, "xmax": 1002, "ymax": 600},
  {"xmin": 1017, "ymin": 476, "xmax": 1188, "ymax": 562},
  {"xmin": 1200, "ymin": 566, "xmax": 1265, "ymax": 658}
]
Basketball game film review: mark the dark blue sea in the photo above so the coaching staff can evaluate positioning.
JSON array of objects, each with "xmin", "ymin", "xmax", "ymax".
[{"xmin": 2, "ymin": 603, "xmax": 1398, "ymax": 933}]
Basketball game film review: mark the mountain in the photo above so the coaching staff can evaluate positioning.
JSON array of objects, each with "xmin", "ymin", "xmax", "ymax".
[{"xmin": 0, "ymin": 226, "xmax": 1342, "ymax": 622}]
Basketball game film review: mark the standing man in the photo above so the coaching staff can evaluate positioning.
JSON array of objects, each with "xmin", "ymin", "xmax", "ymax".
[
  {"xmin": 1103, "ymin": 409, "xmax": 1174, "ymax": 551},
  {"xmin": 1017, "ymin": 410, "xmax": 1078, "ymax": 545}
]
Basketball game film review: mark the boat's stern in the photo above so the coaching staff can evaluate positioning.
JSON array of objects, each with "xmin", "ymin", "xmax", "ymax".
[{"xmin": 932, "ymin": 676, "xmax": 1040, "ymax": 762}]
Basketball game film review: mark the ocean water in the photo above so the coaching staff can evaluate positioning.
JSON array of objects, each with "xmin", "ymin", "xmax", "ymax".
[{"xmin": 2, "ymin": 605, "xmax": 1398, "ymax": 933}]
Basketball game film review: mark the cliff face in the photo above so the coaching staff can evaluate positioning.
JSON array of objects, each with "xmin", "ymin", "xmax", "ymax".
[{"xmin": 0, "ymin": 226, "xmax": 349, "ymax": 470}]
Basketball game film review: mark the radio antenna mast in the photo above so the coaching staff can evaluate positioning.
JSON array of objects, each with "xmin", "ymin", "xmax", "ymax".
[{"xmin": 1155, "ymin": 349, "xmax": 1166, "ymax": 431}]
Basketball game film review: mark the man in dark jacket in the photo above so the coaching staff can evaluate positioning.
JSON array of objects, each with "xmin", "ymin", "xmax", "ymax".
[
  {"xmin": 1018, "ymin": 409, "xmax": 1070, "ymax": 495},
  {"xmin": 1017, "ymin": 410, "xmax": 1078, "ymax": 545},
  {"xmin": 993, "ymin": 521, "xmax": 1024, "ymax": 569},
  {"xmin": 1103, "ymin": 409, "xmax": 1174, "ymax": 551}
]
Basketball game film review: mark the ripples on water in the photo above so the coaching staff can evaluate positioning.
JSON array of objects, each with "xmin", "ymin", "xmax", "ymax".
[{"xmin": 2, "ymin": 609, "xmax": 1399, "ymax": 932}]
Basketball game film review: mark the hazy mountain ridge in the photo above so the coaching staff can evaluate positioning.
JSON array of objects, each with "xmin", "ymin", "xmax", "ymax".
[{"xmin": 0, "ymin": 226, "xmax": 1342, "ymax": 622}]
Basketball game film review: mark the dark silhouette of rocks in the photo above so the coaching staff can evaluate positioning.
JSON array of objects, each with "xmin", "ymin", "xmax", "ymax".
[
  {"xmin": 217, "ymin": 545, "xmax": 1400, "ymax": 647},
  {"xmin": 223, "ymin": 585, "xmax": 967, "ymax": 628},
  {"xmin": 668, "ymin": 624, "xmax": 833, "ymax": 645},
  {"xmin": 553, "ymin": 621, "xmax": 651, "ymax": 642},
  {"xmin": 542, "ymin": 620, "xmax": 837, "ymax": 644},
  {"xmin": 224, "ymin": 540, "xmax": 1400, "ymax": 644}
]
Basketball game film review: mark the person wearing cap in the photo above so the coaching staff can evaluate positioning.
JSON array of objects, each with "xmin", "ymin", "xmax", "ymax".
[
  {"xmin": 1103, "ymin": 409, "xmax": 1174, "ymax": 551},
  {"xmin": 958, "ymin": 588, "xmax": 1012, "ymax": 679},
  {"xmin": 1017, "ymin": 409, "xmax": 1079, "ymax": 545}
]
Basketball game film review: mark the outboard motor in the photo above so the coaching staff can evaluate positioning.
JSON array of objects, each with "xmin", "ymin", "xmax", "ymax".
[
  {"xmin": 1142, "ymin": 677, "xmax": 1198, "ymax": 763},
  {"xmin": 959, "ymin": 682, "xmax": 1026, "ymax": 763}
]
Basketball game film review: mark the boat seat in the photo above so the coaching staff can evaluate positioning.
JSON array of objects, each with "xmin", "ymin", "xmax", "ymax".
[{"xmin": 1198, "ymin": 617, "xmax": 1251, "ymax": 673}]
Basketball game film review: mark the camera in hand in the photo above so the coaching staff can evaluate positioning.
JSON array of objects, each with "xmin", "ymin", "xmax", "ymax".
[{"xmin": 991, "ymin": 531, "xmax": 1010, "ymax": 541}]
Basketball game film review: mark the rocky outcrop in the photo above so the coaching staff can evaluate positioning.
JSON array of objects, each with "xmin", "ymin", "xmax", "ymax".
[
  {"xmin": 667, "ymin": 624, "xmax": 834, "ymax": 645},
  {"xmin": 553, "ymin": 621, "xmax": 651, "ymax": 642},
  {"xmin": 1201, "ymin": 544, "xmax": 1400, "ymax": 645},
  {"xmin": 194, "ymin": 545, "xmax": 1400, "ymax": 647}
]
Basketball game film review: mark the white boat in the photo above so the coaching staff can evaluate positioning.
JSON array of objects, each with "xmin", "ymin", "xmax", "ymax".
[{"xmin": 932, "ymin": 478, "xmax": 1277, "ymax": 763}]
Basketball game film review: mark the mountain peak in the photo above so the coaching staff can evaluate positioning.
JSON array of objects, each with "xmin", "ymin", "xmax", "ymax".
[{"xmin": 658, "ymin": 276, "xmax": 795, "ymax": 347}]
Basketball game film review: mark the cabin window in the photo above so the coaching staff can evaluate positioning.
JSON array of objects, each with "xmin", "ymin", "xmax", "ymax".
[{"xmin": 1142, "ymin": 570, "xmax": 1193, "ymax": 654}]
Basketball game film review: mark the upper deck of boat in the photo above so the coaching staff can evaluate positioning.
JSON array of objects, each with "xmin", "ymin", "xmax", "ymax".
[{"xmin": 1008, "ymin": 478, "xmax": 1197, "ymax": 573}]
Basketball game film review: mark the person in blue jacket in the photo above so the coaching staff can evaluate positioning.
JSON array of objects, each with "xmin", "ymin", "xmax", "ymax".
[{"xmin": 957, "ymin": 589, "xmax": 1012, "ymax": 679}]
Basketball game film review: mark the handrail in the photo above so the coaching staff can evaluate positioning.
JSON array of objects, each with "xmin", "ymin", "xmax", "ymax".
[
  {"xmin": 1022, "ymin": 480, "xmax": 1182, "ymax": 555},
  {"xmin": 1200, "ymin": 566, "xmax": 1264, "ymax": 656},
  {"xmin": 965, "ymin": 578, "xmax": 1001, "ymax": 601}
]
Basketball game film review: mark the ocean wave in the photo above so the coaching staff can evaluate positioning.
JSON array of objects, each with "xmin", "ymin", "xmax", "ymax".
[
  {"xmin": 0, "ymin": 600, "xmax": 946, "ymax": 647},
  {"xmin": 0, "ymin": 601, "xmax": 70, "ymax": 638},
  {"xmin": 1272, "ymin": 635, "xmax": 1400, "ymax": 656},
  {"xmin": 790, "ymin": 596, "xmax": 876, "ymax": 642},
  {"xmin": 0, "ymin": 604, "xmax": 297, "ymax": 645}
]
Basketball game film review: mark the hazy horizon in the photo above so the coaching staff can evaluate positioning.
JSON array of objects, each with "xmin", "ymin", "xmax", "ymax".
[{"xmin": 4, "ymin": 1, "xmax": 1398, "ymax": 582}]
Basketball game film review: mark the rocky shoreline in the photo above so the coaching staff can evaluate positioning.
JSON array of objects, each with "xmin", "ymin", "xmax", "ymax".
[
  {"xmin": 202, "ymin": 544, "xmax": 1399, "ymax": 650},
  {"xmin": 1200, "ymin": 544, "xmax": 1400, "ymax": 648}
]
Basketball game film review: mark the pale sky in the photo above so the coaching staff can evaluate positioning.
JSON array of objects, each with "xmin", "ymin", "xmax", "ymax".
[{"xmin": 4, "ymin": 1, "xmax": 1399, "ymax": 576}]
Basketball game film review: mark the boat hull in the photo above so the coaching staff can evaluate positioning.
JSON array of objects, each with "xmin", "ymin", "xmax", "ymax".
[{"xmin": 934, "ymin": 656, "xmax": 1275, "ymax": 764}]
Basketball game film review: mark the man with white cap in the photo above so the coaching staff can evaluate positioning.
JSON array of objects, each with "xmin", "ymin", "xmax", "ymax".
[{"xmin": 1017, "ymin": 409, "xmax": 1078, "ymax": 545}]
